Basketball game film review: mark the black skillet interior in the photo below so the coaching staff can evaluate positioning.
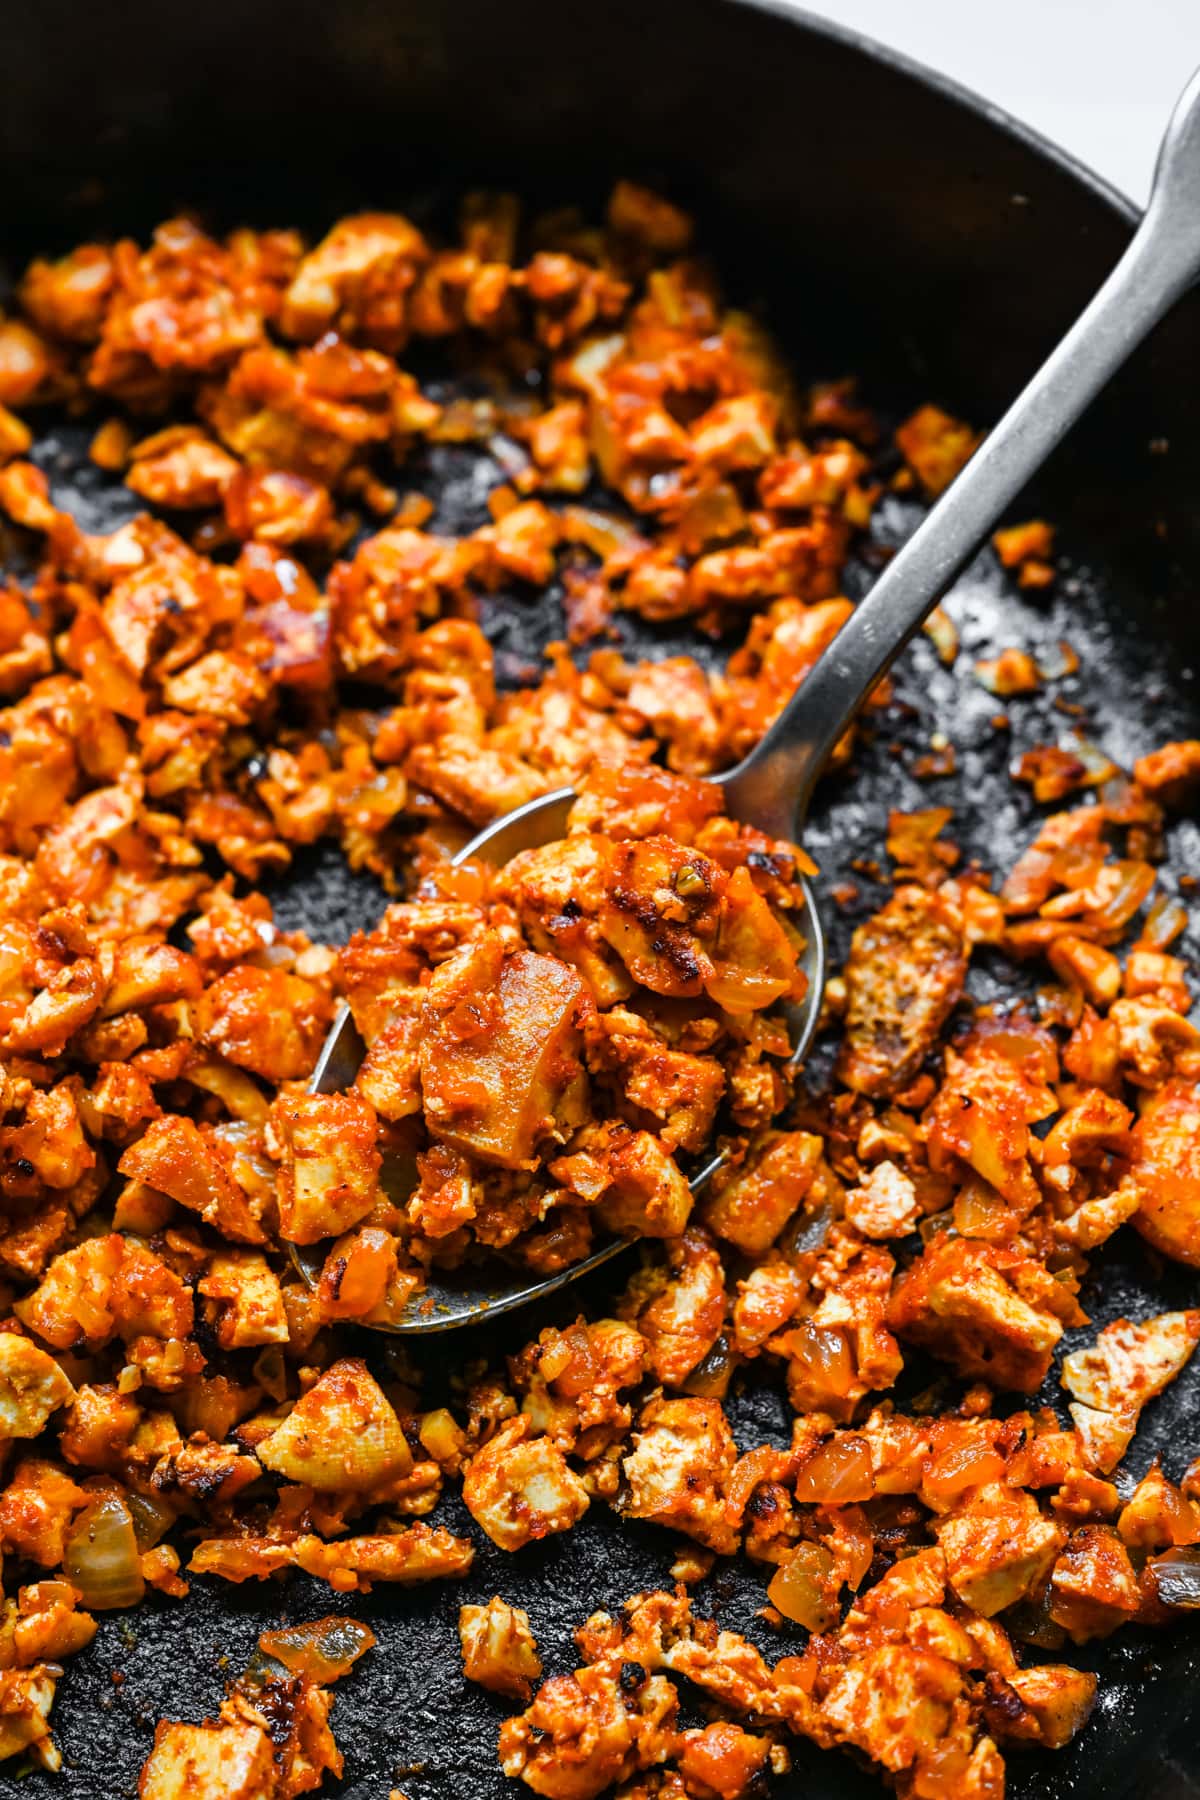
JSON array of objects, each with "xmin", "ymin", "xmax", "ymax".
[{"xmin": 4, "ymin": 2, "xmax": 1200, "ymax": 1794}]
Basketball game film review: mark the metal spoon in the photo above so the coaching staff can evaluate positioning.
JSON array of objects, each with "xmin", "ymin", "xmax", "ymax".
[{"xmin": 293, "ymin": 66, "xmax": 1200, "ymax": 1332}]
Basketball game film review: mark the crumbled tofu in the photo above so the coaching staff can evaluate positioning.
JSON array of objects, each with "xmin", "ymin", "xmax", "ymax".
[
  {"xmin": 0, "ymin": 1333, "xmax": 75, "ymax": 1437},
  {"xmin": 459, "ymin": 1596, "xmax": 543, "ymax": 1700},
  {"xmin": 462, "ymin": 1417, "xmax": 589, "ymax": 1551},
  {"xmin": 256, "ymin": 1357, "xmax": 412, "ymax": 1491}
]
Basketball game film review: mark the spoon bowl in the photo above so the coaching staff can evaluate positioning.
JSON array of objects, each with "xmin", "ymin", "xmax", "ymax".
[{"xmin": 290, "ymin": 802, "xmax": 827, "ymax": 1333}]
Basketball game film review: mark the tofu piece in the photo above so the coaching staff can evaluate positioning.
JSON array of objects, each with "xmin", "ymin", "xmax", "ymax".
[
  {"xmin": 459, "ymin": 1596, "xmax": 543, "ymax": 1700},
  {"xmin": 888, "ymin": 1237, "xmax": 1068, "ymax": 1394},
  {"xmin": 731, "ymin": 1257, "xmax": 806, "ymax": 1354},
  {"xmin": 820, "ymin": 1644, "xmax": 962, "ymax": 1774},
  {"xmin": 700, "ymin": 1130, "xmax": 823, "ymax": 1256},
  {"xmin": 14, "ymin": 1236, "xmax": 192, "ymax": 1351},
  {"xmin": 563, "ymin": 1126, "xmax": 693, "ymax": 1240},
  {"xmin": 138, "ymin": 1718, "xmax": 275, "ymax": 1800},
  {"xmin": 1063, "ymin": 1310, "xmax": 1200, "ymax": 1411},
  {"xmin": 256, "ymin": 1357, "xmax": 412, "ymax": 1491},
  {"xmin": 272, "ymin": 1090, "xmax": 382, "ymax": 1245},
  {"xmin": 462, "ymin": 1416, "xmax": 589, "ymax": 1551},
  {"xmin": 934, "ymin": 1483, "xmax": 1064, "ymax": 1616},
  {"xmin": 836, "ymin": 886, "xmax": 966, "ymax": 1097},
  {"xmin": 420, "ymin": 934, "xmax": 590, "ymax": 1170},
  {"xmin": 0, "ymin": 1666, "xmax": 61, "ymax": 1771},
  {"xmin": 1001, "ymin": 1665, "xmax": 1098, "ymax": 1749},
  {"xmin": 119, "ymin": 1116, "xmax": 267, "ymax": 1245},
  {"xmin": 621, "ymin": 1397, "xmax": 737, "ymax": 1553},
  {"xmin": 627, "ymin": 1229, "xmax": 726, "ymax": 1387},
  {"xmin": 1048, "ymin": 1525, "xmax": 1142, "ymax": 1642},
  {"xmin": 291, "ymin": 1524, "xmax": 475, "ymax": 1590},
  {"xmin": 844, "ymin": 1161, "xmax": 920, "ymax": 1240},
  {"xmin": 1130, "ymin": 1078, "xmax": 1200, "ymax": 1266},
  {"xmin": 0, "ymin": 1333, "xmax": 75, "ymax": 1437},
  {"xmin": 197, "ymin": 1251, "xmax": 289, "ymax": 1349}
]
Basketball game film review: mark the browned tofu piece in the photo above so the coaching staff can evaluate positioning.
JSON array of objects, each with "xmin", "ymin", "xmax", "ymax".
[
  {"xmin": 996, "ymin": 1665, "xmax": 1098, "ymax": 1749},
  {"xmin": 1130, "ymin": 1079, "xmax": 1200, "ymax": 1266},
  {"xmin": 621, "ymin": 1396, "xmax": 737, "ymax": 1553},
  {"xmin": 1133, "ymin": 738, "xmax": 1200, "ymax": 809},
  {"xmin": 819, "ymin": 1642, "xmax": 964, "ymax": 1773},
  {"xmin": 272, "ymin": 1090, "xmax": 382, "ymax": 1244},
  {"xmin": 0, "ymin": 1333, "xmax": 75, "ymax": 1437},
  {"xmin": 596, "ymin": 836, "xmax": 723, "ymax": 998},
  {"xmin": 888, "ymin": 1236, "xmax": 1070, "ymax": 1394},
  {"xmin": 119, "ymin": 1116, "xmax": 267, "ymax": 1245},
  {"xmin": 197, "ymin": 1250, "xmax": 289, "ymax": 1350},
  {"xmin": 461, "ymin": 1416, "xmax": 589, "ymax": 1551},
  {"xmin": 1048, "ymin": 1525, "xmax": 1142, "ymax": 1642},
  {"xmin": 592, "ymin": 1128, "xmax": 694, "ymax": 1240},
  {"xmin": 420, "ymin": 933, "xmax": 590, "ymax": 1170},
  {"xmin": 256, "ymin": 1357, "xmax": 412, "ymax": 1491},
  {"xmin": 836, "ymin": 886, "xmax": 967, "ymax": 1097},
  {"xmin": 1061, "ymin": 1308, "xmax": 1200, "ymax": 1473},
  {"xmin": 700, "ymin": 1130, "xmax": 823, "ymax": 1255},
  {"xmin": 626, "ymin": 1228, "xmax": 726, "ymax": 1387},
  {"xmin": 138, "ymin": 1718, "xmax": 275, "ymax": 1800},
  {"xmin": 459, "ymin": 1595, "xmax": 543, "ymax": 1700},
  {"xmin": 0, "ymin": 1666, "xmax": 61, "ymax": 1771},
  {"xmin": 934, "ymin": 1483, "xmax": 1064, "ymax": 1616}
]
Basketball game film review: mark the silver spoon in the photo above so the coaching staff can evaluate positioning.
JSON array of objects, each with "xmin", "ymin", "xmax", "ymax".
[{"xmin": 293, "ymin": 66, "xmax": 1200, "ymax": 1332}]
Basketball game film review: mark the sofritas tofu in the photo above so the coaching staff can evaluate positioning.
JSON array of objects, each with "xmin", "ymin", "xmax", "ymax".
[
  {"xmin": 462, "ymin": 1416, "xmax": 590, "ymax": 1551},
  {"xmin": 1061, "ymin": 1309, "xmax": 1200, "ymax": 1472},
  {"xmin": 621, "ymin": 1396, "xmax": 737, "ymax": 1553},
  {"xmin": 189, "ymin": 1522, "xmax": 474, "ymax": 1592},
  {"xmin": 419, "ymin": 933, "xmax": 591, "ymax": 1170},
  {"xmin": 888, "ymin": 1236, "xmax": 1078, "ymax": 1393},
  {"xmin": 0, "ymin": 1332, "xmax": 75, "ymax": 1437},
  {"xmin": 197, "ymin": 1250, "xmax": 289, "ymax": 1349},
  {"xmin": 1048, "ymin": 1525, "xmax": 1143, "ymax": 1642},
  {"xmin": 119, "ymin": 1116, "xmax": 268, "ymax": 1245},
  {"xmin": 934, "ymin": 1482, "xmax": 1064, "ymax": 1615},
  {"xmin": 256, "ymin": 1357, "xmax": 412, "ymax": 1491},
  {"xmin": 1129, "ymin": 1078, "xmax": 1200, "ymax": 1266},
  {"xmin": 138, "ymin": 1717, "xmax": 276, "ymax": 1800},
  {"xmin": 14, "ymin": 1236, "xmax": 193, "ymax": 1352},
  {"xmin": 700, "ymin": 1130, "xmax": 823, "ymax": 1255},
  {"xmin": 835, "ymin": 885, "xmax": 967, "ymax": 1097},
  {"xmin": 621, "ymin": 1228, "xmax": 726, "ymax": 1387},
  {"xmin": 271, "ymin": 1090, "xmax": 382, "ymax": 1244},
  {"xmin": 459, "ymin": 1595, "xmax": 543, "ymax": 1700}
]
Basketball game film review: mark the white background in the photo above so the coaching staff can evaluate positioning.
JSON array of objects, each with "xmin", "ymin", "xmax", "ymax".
[{"xmin": 805, "ymin": 0, "xmax": 1196, "ymax": 203}]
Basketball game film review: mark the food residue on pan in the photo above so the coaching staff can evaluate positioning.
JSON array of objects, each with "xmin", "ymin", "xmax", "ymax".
[{"xmin": 0, "ymin": 183, "xmax": 1195, "ymax": 1799}]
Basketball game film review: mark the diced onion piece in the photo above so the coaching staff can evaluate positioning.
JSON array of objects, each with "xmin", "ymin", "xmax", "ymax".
[
  {"xmin": 65, "ymin": 1492, "xmax": 145, "ymax": 1610},
  {"xmin": 682, "ymin": 1334, "xmax": 734, "ymax": 1399},
  {"xmin": 1142, "ymin": 893, "xmax": 1189, "ymax": 950},
  {"xmin": 1149, "ymin": 1546, "xmax": 1200, "ymax": 1609},
  {"xmin": 793, "ymin": 1434, "xmax": 875, "ymax": 1505},
  {"xmin": 768, "ymin": 1542, "xmax": 838, "ymax": 1631},
  {"xmin": 259, "ymin": 1616, "xmax": 378, "ymax": 1682},
  {"xmin": 125, "ymin": 1489, "xmax": 177, "ymax": 1553}
]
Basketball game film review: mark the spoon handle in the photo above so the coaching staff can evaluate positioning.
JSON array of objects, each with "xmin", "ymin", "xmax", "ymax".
[{"xmin": 722, "ymin": 65, "xmax": 1200, "ymax": 844}]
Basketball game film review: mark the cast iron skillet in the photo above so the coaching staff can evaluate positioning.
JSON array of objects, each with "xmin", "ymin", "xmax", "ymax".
[{"xmin": 3, "ymin": 3, "xmax": 1200, "ymax": 1795}]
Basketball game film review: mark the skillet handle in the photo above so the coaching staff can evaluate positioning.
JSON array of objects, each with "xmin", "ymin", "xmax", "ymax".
[{"xmin": 722, "ymin": 64, "xmax": 1200, "ymax": 845}]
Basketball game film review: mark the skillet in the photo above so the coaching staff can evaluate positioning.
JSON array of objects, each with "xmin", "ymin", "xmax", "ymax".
[{"xmin": 2, "ymin": 1, "xmax": 1200, "ymax": 1793}]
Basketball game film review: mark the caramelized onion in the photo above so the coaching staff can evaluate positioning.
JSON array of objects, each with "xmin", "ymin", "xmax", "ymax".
[
  {"xmin": 1149, "ymin": 1546, "xmax": 1200, "ymax": 1609},
  {"xmin": 259, "ymin": 1616, "xmax": 377, "ymax": 1682},
  {"xmin": 768, "ymin": 1542, "xmax": 838, "ymax": 1632},
  {"xmin": 65, "ymin": 1492, "xmax": 145, "ymax": 1610},
  {"xmin": 794, "ymin": 1435, "xmax": 874, "ymax": 1506}
]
